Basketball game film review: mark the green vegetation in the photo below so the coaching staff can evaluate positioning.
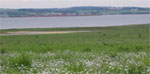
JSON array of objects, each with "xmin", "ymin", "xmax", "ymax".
[{"xmin": 0, "ymin": 24, "xmax": 150, "ymax": 74}]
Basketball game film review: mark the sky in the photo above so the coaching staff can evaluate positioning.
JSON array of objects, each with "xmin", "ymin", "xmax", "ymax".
[{"xmin": 0, "ymin": 0, "xmax": 149, "ymax": 8}]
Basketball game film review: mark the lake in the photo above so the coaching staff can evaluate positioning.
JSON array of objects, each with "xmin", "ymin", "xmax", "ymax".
[{"xmin": 0, "ymin": 14, "xmax": 149, "ymax": 29}]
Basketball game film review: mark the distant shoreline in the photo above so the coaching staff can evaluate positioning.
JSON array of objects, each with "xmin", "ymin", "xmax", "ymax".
[
  {"xmin": 0, "ymin": 24, "xmax": 148, "ymax": 31},
  {"xmin": 1, "ymin": 14, "xmax": 103, "ymax": 18},
  {"xmin": 1, "ymin": 14, "xmax": 149, "ymax": 18}
]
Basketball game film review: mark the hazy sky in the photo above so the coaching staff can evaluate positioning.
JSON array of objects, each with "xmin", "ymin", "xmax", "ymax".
[{"xmin": 0, "ymin": 0, "xmax": 149, "ymax": 8}]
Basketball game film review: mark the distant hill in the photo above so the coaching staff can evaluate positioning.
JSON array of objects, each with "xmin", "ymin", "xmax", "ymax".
[{"xmin": 0, "ymin": 6, "xmax": 150, "ymax": 17}]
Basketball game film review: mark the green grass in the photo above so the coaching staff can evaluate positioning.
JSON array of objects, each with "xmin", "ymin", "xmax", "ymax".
[{"xmin": 0, "ymin": 24, "xmax": 150, "ymax": 74}]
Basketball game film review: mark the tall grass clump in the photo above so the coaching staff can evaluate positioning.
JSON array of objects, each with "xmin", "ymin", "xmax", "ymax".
[
  {"xmin": 8, "ymin": 53, "xmax": 32, "ymax": 68},
  {"xmin": 0, "ymin": 49, "xmax": 5, "ymax": 54},
  {"xmin": 83, "ymin": 48, "xmax": 91, "ymax": 52}
]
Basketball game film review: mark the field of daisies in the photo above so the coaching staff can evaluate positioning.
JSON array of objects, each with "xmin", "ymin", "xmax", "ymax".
[{"xmin": 0, "ymin": 24, "xmax": 150, "ymax": 74}]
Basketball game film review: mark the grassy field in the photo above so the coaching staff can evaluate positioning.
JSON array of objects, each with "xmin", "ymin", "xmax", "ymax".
[{"xmin": 0, "ymin": 24, "xmax": 150, "ymax": 74}]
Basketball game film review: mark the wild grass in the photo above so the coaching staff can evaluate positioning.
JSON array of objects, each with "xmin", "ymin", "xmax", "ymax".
[{"xmin": 0, "ymin": 24, "xmax": 149, "ymax": 74}]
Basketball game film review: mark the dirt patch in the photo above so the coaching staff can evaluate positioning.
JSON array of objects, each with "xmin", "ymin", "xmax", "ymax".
[{"xmin": 0, "ymin": 31, "xmax": 91, "ymax": 36}]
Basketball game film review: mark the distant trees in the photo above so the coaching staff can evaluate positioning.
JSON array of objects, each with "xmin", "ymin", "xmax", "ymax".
[{"xmin": 0, "ymin": 6, "xmax": 149, "ymax": 17}]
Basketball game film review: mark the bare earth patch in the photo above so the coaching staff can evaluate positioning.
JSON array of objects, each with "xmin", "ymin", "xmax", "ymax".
[{"xmin": 0, "ymin": 31, "xmax": 91, "ymax": 36}]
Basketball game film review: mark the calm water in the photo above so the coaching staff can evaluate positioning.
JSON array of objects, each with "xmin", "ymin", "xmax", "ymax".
[{"xmin": 0, "ymin": 14, "xmax": 149, "ymax": 29}]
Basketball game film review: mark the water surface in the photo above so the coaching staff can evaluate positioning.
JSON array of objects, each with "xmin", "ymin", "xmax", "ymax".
[{"xmin": 0, "ymin": 14, "xmax": 149, "ymax": 29}]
